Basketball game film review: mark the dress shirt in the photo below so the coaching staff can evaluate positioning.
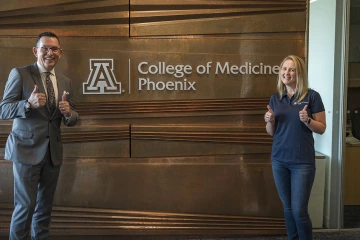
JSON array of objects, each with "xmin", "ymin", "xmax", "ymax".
[{"xmin": 36, "ymin": 62, "xmax": 58, "ymax": 106}]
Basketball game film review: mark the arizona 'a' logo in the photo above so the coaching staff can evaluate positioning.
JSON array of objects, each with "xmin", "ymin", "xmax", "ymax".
[{"xmin": 83, "ymin": 59, "xmax": 122, "ymax": 94}]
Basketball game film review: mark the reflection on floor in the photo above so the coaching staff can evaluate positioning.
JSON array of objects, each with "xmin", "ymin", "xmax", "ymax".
[
  {"xmin": 184, "ymin": 230, "xmax": 360, "ymax": 239},
  {"xmin": 187, "ymin": 230, "xmax": 360, "ymax": 239},
  {"xmin": 2, "ymin": 206, "xmax": 360, "ymax": 240},
  {"xmin": 1, "ymin": 230, "xmax": 360, "ymax": 240}
]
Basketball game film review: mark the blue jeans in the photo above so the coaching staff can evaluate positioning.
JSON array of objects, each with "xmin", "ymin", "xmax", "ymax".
[{"xmin": 272, "ymin": 159, "xmax": 316, "ymax": 240}]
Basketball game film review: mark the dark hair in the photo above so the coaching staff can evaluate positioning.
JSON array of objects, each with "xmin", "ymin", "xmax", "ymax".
[{"xmin": 35, "ymin": 32, "xmax": 60, "ymax": 47}]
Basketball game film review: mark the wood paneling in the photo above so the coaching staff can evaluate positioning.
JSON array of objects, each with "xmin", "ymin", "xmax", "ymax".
[
  {"xmin": 130, "ymin": 0, "xmax": 306, "ymax": 36},
  {"xmin": 76, "ymin": 98, "xmax": 269, "ymax": 115},
  {"xmin": 0, "ymin": 154, "xmax": 285, "ymax": 233},
  {"xmin": 0, "ymin": 0, "xmax": 129, "ymax": 37},
  {"xmin": 0, "ymin": 0, "xmax": 308, "ymax": 237},
  {"xmin": 131, "ymin": 124, "xmax": 272, "ymax": 157},
  {"xmin": 344, "ymin": 145, "xmax": 360, "ymax": 205}
]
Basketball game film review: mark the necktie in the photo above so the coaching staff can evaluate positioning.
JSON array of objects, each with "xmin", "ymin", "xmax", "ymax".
[{"xmin": 45, "ymin": 72, "xmax": 56, "ymax": 115}]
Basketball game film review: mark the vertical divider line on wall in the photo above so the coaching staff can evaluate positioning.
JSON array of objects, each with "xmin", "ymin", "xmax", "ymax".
[
  {"xmin": 129, "ymin": 124, "xmax": 132, "ymax": 158},
  {"xmin": 339, "ymin": 0, "xmax": 351, "ymax": 230},
  {"xmin": 129, "ymin": 0, "xmax": 131, "ymax": 159}
]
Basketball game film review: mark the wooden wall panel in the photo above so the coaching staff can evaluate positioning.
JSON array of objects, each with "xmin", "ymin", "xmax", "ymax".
[
  {"xmin": 60, "ymin": 36, "xmax": 303, "ymax": 102},
  {"xmin": 131, "ymin": 124, "xmax": 272, "ymax": 157},
  {"xmin": 130, "ymin": 0, "xmax": 306, "ymax": 36},
  {"xmin": 0, "ymin": 35, "xmax": 304, "ymax": 102},
  {"xmin": 0, "ymin": 0, "xmax": 129, "ymax": 37},
  {"xmin": 0, "ymin": 124, "xmax": 130, "ymax": 158},
  {"xmin": 0, "ymin": 0, "xmax": 308, "ymax": 237},
  {"xmin": 0, "ymin": 0, "xmax": 86, "ymax": 11},
  {"xmin": 0, "ymin": 155, "xmax": 286, "ymax": 235}
]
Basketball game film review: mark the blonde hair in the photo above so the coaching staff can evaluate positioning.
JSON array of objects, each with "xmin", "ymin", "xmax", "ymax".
[{"xmin": 277, "ymin": 55, "xmax": 309, "ymax": 102}]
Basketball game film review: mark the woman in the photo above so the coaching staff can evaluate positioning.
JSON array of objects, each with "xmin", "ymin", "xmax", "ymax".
[{"xmin": 264, "ymin": 55, "xmax": 326, "ymax": 240}]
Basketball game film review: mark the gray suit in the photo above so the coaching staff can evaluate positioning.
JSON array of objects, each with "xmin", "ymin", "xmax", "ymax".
[{"xmin": 0, "ymin": 63, "xmax": 78, "ymax": 239}]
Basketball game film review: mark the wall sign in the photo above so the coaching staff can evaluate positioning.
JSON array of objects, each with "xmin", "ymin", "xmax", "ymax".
[{"xmin": 83, "ymin": 59, "xmax": 280, "ymax": 95}]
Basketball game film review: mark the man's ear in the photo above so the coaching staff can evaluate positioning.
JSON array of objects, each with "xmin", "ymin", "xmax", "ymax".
[
  {"xmin": 58, "ymin": 48, "xmax": 63, "ymax": 59},
  {"xmin": 32, "ymin": 47, "xmax": 38, "ymax": 57}
]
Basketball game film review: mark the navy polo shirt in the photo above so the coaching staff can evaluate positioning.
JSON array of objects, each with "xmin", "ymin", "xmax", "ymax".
[{"xmin": 269, "ymin": 89, "xmax": 325, "ymax": 163}]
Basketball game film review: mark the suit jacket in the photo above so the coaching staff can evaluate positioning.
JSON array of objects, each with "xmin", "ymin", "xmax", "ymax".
[{"xmin": 0, "ymin": 63, "xmax": 78, "ymax": 166}]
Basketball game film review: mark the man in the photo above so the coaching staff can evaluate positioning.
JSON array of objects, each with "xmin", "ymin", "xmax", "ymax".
[{"xmin": 0, "ymin": 32, "xmax": 79, "ymax": 240}]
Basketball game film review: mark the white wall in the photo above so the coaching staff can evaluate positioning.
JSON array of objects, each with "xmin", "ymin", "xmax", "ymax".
[
  {"xmin": 308, "ymin": 0, "xmax": 348, "ymax": 229},
  {"xmin": 309, "ymin": 0, "xmax": 336, "ymax": 153}
]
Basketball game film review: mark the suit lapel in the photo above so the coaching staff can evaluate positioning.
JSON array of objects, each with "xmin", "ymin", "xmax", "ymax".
[{"xmin": 30, "ymin": 63, "xmax": 46, "ymax": 95}]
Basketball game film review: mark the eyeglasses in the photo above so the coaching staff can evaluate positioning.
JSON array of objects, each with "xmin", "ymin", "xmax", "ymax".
[{"xmin": 38, "ymin": 46, "xmax": 61, "ymax": 54}]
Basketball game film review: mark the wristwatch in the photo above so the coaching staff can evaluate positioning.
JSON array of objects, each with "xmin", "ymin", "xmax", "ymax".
[
  {"xmin": 307, "ymin": 117, "xmax": 312, "ymax": 124},
  {"xmin": 24, "ymin": 99, "xmax": 31, "ymax": 113}
]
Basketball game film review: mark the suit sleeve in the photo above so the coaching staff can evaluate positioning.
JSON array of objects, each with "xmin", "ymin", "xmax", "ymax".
[
  {"xmin": 0, "ymin": 68, "xmax": 27, "ymax": 119},
  {"xmin": 63, "ymin": 110, "xmax": 78, "ymax": 126}
]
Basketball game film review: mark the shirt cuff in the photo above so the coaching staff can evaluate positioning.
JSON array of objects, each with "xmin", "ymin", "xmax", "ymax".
[{"xmin": 65, "ymin": 112, "xmax": 72, "ymax": 121}]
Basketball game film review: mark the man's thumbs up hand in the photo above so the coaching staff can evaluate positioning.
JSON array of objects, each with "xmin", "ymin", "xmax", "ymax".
[{"xmin": 28, "ymin": 85, "xmax": 46, "ymax": 108}]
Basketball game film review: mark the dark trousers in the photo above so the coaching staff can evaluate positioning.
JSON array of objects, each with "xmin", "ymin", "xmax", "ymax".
[
  {"xmin": 272, "ymin": 159, "xmax": 316, "ymax": 240},
  {"xmin": 9, "ymin": 147, "xmax": 60, "ymax": 240}
]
